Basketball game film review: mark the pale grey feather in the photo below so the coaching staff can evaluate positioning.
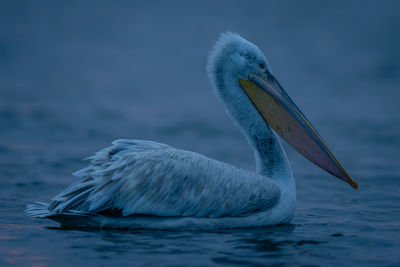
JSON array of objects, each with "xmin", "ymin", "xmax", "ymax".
[{"xmin": 45, "ymin": 139, "xmax": 280, "ymax": 218}]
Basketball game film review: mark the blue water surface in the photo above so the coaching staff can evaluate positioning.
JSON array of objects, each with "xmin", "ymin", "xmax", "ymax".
[{"xmin": 0, "ymin": 1, "xmax": 399, "ymax": 266}]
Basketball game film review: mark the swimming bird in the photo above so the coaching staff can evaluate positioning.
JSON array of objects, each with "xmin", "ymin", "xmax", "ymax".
[{"xmin": 26, "ymin": 32, "xmax": 357, "ymax": 230}]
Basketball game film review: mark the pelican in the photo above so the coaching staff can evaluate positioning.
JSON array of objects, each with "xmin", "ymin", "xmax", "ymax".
[{"xmin": 26, "ymin": 32, "xmax": 357, "ymax": 230}]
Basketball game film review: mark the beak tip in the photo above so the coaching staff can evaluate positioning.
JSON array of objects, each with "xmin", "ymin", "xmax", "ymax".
[{"xmin": 349, "ymin": 179, "xmax": 358, "ymax": 190}]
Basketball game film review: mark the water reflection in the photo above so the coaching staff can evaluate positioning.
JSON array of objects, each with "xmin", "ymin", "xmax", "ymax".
[{"xmin": 41, "ymin": 224, "xmax": 332, "ymax": 266}]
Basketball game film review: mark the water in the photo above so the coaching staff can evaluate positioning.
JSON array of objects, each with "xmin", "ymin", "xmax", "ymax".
[{"xmin": 1, "ymin": 1, "xmax": 400, "ymax": 266}]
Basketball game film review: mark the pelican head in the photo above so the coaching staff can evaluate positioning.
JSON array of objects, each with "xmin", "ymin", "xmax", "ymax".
[{"xmin": 207, "ymin": 32, "xmax": 357, "ymax": 189}]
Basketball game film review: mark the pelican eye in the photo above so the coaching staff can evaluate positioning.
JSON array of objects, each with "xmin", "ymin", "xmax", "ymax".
[{"xmin": 259, "ymin": 62, "xmax": 266, "ymax": 70}]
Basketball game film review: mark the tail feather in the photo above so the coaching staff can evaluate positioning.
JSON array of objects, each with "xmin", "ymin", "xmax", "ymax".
[
  {"xmin": 26, "ymin": 201, "xmax": 99, "ymax": 226},
  {"xmin": 26, "ymin": 202, "xmax": 52, "ymax": 218}
]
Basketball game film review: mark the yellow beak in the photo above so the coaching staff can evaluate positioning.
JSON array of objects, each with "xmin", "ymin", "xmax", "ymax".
[{"xmin": 239, "ymin": 73, "xmax": 358, "ymax": 189}]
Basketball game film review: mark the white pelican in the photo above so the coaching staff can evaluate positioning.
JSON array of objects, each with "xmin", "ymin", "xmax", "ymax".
[{"xmin": 26, "ymin": 32, "xmax": 357, "ymax": 230}]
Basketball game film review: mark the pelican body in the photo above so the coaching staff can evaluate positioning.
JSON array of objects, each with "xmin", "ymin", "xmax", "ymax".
[{"xmin": 27, "ymin": 33, "xmax": 357, "ymax": 230}]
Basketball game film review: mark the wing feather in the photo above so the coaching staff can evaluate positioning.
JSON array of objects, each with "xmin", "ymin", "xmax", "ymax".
[{"xmin": 48, "ymin": 140, "xmax": 280, "ymax": 218}]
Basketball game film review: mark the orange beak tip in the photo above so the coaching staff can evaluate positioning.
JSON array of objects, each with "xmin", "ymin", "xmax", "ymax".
[{"xmin": 350, "ymin": 179, "xmax": 358, "ymax": 190}]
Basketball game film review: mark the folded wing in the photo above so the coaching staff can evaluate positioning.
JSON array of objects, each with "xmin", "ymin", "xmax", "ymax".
[{"xmin": 48, "ymin": 139, "xmax": 281, "ymax": 218}]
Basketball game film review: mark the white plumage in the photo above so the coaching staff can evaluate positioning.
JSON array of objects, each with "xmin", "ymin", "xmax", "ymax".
[
  {"xmin": 27, "ymin": 32, "xmax": 299, "ymax": 229},
  {"xmin": 50, "ymin": 139, "xmax": 280, "ymax": 218}
]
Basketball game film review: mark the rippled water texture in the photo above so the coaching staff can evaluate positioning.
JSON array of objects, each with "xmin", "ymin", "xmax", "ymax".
[{"xmin": 1, "ymin": 1, "xmax": 399, "ymax": 266}]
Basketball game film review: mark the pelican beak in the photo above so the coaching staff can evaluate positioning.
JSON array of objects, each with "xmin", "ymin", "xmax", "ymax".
[{"xmin": 239, "ymin": 73, "xmax": 358, "ymax": 189}]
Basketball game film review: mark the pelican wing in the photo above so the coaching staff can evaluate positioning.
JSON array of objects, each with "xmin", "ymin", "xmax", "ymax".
[{"xmin": 48, "ymin": 139, "xmax": 280, "ymax": 218}]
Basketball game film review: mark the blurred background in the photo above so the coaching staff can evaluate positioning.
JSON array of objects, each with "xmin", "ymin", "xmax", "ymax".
[{"xmin": 0, "ymin": 1, "xmax": 399, "ymax": 266}]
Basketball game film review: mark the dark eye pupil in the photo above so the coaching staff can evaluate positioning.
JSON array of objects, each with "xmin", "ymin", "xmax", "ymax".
[{"xmin": 259, "ymin": 63, "xmax": 265, "ymax": 69}]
